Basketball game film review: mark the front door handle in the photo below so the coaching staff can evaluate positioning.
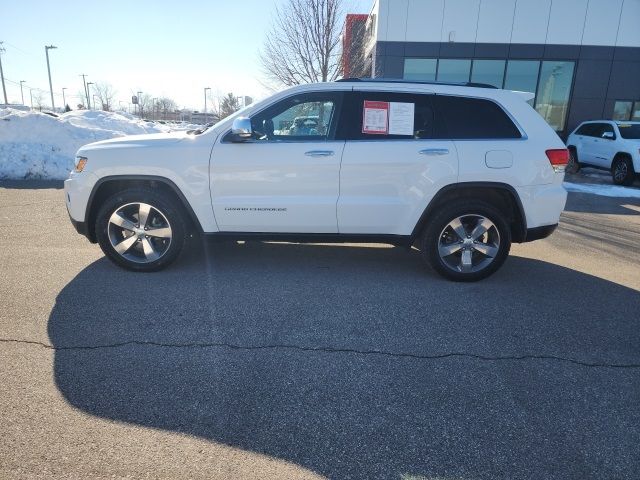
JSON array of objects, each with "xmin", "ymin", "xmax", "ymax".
[
  {"xmin": 305, "ymin": 150, "xmax": 334, "ymax": 157},
  {"xmin": 419, "ymin": 148, "xmax": 449, "ymax": 156}
]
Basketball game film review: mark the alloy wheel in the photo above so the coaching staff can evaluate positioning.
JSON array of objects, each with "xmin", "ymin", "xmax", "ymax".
[
  {"xmin": 437, "ymin": 214, "xmax": 501, "ymax": 273},
  {"xmin": 107, "ymin": 202, "xmax": 172, "ymax": 263}
]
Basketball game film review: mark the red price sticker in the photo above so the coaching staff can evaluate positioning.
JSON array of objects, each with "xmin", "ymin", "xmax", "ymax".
[{"xmin": 362, "ymin": 100, "xmax": 389, "ymax": 134}]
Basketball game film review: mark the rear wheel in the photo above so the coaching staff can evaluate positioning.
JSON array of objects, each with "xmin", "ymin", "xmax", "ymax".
[
  {"xmin": 611, "ymin": 156, "xmax": 635, "ymax": 186},
  {"xmin": 421, "ymin": 200, "xmax": 511, "ymax": 282},
  {"xmin": 95, "ymin": 188, "xmax": 186, "ymax": 272},
  {"xmin": 566, "ymin": 147, "xmax": 580, "ymax": 174}
]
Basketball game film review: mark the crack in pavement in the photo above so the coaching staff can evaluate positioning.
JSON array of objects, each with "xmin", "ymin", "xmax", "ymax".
[{"xmin": 1, "ymin": 337, "xmax": 639, "ymax": 369}]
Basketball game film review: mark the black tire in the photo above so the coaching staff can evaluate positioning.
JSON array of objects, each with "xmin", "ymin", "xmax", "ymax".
[
  {"xmin": 566, "ymin": 147, "xmax": 580, "ymax": 174},
  {"xmin": 611, "ymin": 155, "xmax": 635, "ymax": 186},
  {"xmin": 95, "ymin": 188, "xmax": 186, "ymax": 272},
  {"xmin": 420, "ymin": 199, "xmax": 511, "ymax": 282}
]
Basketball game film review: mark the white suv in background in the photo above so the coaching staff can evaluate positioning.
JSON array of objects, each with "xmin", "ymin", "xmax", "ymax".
[
  {"xmin": 65, "ymin": 79, "xmax": 568, "ymax": 281},
  {"xmin": 566, "ymin": 121, "xmax": 640, "ymax": 185}
]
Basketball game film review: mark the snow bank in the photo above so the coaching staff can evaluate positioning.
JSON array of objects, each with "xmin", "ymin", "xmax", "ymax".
[
  {"xmin": 564, "ymin": 182, "xmax": 640, "ymax": 199},
  {"xmin": 0, "ymin": 108, "xmax": 172, "ymax": 180}
]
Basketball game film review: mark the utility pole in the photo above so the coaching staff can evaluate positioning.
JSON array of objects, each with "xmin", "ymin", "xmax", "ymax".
[
  {"xmin": 29, "ymin": 88, "xmax": 33, "ymax": 109},
  {"xmin": 19, "ymin": 80, "xmax": 26, "ymax": 105},
  {"xmin": 62, "ymin": 87, "xmax": 67, "ymax": 108},
  {"xmin": 0, "ymin": 42, "xmax": 8, "ymax": 104},
  {"xmin": 86, "ymin": 82, "xmax": 94, "ymax": 109},
  {"xmin": 45, "ymin": 45, "xmax": 57, "ymax": 110},
  {"xmin": 204, "ymin": 87, "xmax": 211, "ymax": 123},
  {"xmin": 80, "ymin": 74, "xmax": 89, "ymax": 108}
]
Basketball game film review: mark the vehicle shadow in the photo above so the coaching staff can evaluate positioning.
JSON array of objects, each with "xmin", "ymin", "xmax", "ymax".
[
  {"xmin": 562, "ymin": 188, "xmax": 640, "ymax": 216},
  {"xmin": 48, "ymin": 241, "xmax": 640, "ymax": 479}
]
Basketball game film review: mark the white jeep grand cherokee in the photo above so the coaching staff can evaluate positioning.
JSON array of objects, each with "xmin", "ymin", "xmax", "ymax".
[{"xmin": 65, "ymin": 79, "xmax": 568, "ymax": 281}]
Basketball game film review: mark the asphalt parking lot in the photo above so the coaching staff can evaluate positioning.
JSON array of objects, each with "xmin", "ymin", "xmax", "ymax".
[{"xmin": 1, "ymin": 179, "xmax": 639, "ymax": 479}]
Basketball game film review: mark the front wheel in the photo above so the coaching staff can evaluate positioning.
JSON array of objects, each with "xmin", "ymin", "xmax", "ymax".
[
  {"xmin": 95, "ymin": 188, "xmax": 186, "ymax": 272},
  {"xmin": 611, "ymin": 156, "xmax": 635, "ymax": 186},
  {"xmin": 420, "ymin": 200, "xmax": 511, "ymax": 282}
]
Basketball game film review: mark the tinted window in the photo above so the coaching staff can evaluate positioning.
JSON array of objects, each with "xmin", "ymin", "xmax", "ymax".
[
  {"xmin": 617, "ymin": 123, "xmax": 640, "ymax": 139},
  {"xmin": 613, "ymin": 101, "xmax": 633, "ymax": 121},
  {"xmin": 437, "ymin": 59, "xmax": 471, "ymax": 83},
  {"xmin": 471, "ymin": 60, "xmax": 506, "ymax": 88},
  {"xmin": 534, "ymin": 61, "xmax": 575, "ymax": 131},
  {"xmin": 503, "ymin": 61, "xmax": 540, "ymax": 106},
  {"xmin": 404, "ymin": 59, "xmax": 437, "ymax": 81},
  {"xmin": 434, "ymin": 95, "xmax": 522, "ymax": 139},
  {"xmin": 601, "ymin": 123, "xmax": 615, "ymax": 138},
  {"xmin": 575, "ymin": 124, "xmax": 594, "ymax": 136},
  {"xmin": 340, "ymin": 92, "xmax": 439, "ymax": 141}
]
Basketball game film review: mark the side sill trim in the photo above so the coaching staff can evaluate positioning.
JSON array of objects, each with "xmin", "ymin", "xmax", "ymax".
[{"xmin": 204, "ymin": 232, "xmax": 412, "ymax": 247}]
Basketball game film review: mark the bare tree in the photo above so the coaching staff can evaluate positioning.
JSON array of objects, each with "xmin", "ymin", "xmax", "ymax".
[
  {"xmin": 261, "ymin": 0, "xmax": 343, "ymax": 86},
  {"xmin": 155, "ymin": 97, "xmax": 177, "ymax": 119},
  {"xmin": 93, "ymin": 82, "xmax": 116, "ymax": 111},
  {"xmin": 32, "ymin": 91, "xmax": 45, "ymax": 111},
  {"xmin": 136, "ymin": 93, "xmax": 154, "ymax": 119}
]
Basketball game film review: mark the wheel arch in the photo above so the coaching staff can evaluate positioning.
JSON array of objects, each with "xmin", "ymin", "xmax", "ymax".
[
  {"xmin": 85, "ymin": 175, "xmax": 204, "ymax": 243},
  {"xmin": 410, "ymin": 182, "xmax": 527, "ymax": 244}
]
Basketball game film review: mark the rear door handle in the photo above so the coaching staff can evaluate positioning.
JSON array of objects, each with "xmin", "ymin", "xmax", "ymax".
[
  {"xmin": 305, "ymin": 150, "xmax": 334, "ymax": 157},
  {"xmin": 419, "ymin": 148, "xmax": 449, "ymax": 156}
]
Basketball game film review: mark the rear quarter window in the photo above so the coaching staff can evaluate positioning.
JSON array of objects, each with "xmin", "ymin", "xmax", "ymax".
[{"xmin": 434, "ymin": 95, "xmax": 522, "ymax": 139}]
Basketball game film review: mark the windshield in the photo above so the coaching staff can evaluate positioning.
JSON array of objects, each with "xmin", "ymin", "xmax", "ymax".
[{"xmin": 617, "ymin": 123, "xmax": 640, "ymax": 139}]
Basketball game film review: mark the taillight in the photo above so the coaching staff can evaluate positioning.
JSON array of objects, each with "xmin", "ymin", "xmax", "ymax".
[{"xmin": 546, "ymin": 149, "xmax": 569, "ymax": 173}]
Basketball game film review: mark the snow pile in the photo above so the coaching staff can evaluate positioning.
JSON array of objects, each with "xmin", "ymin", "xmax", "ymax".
[
  {"xmin": 563, "ymin": 182, "xmax": 640, "ymax": 198},
  {"xmin": 0, "ymin": 108, "xmax": 171, "ymax": 180}
]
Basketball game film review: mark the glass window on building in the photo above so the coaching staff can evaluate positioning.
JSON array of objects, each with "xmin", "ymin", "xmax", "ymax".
[
  {"xmin": 613, "ymin": 101, "xmax": 633, "ymax": 121},
  {"xmin": 437, "ymin": 59, "xmax": 471, "ymax": 83},
  {"xmin": 633, "ymin": 102, "xmax": 640, "ymax": 121},
  {"xmin": 470, "ymin": 60, "xmax": 506, "ymax": 88},
  {"xmin": 534, "ymin": 61, "xmax": 575, "ymax": 132},
  {"xmin": 403, "ymin": 59, "xmax": 437, "ymax": 81},
  {"xmin": 503, "ymin": 61, "xmax": 540, "ymax": 105}
]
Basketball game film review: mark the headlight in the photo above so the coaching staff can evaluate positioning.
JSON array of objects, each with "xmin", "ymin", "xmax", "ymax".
[{"xmin": 74, "ymin": 156, "xmax": 88, "ymax": 173}]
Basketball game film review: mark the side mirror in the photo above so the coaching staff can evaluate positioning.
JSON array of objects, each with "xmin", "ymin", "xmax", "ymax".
[
  {"xmin": 602, "ymin": 131, "xmax": 615, "ymax": 140},
  {"xmin": 231, "ymin": 117, "xmax": 252, "ymax": 140}
]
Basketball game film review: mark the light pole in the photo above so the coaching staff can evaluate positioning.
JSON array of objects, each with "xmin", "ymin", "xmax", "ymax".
[
  {"xmin": 86, "ymin": 82, "xmax": 94, "ymax": 109},
  {"xmin": 80, "ymin": 74, "xmax": 89, "ymax": 108},
  {"xmin": 0, "ymin": 42, "xmax": 8, "ymax": 105},
  {"xmin": 45, "ymin": 45, "xmax": 57, "ymax": 110},
  {"xmin": 137, "ymin": 91, "xmax": 142, "ymax": 117},
  {"xmin": 62, "ymin": 87, "xmax": 67, "ymax": 108},
  {"xmin": 19, "ymin": 80, "xmax": 26, "ymax": 105},
  {"xmin": 204, "ymin": 87, "xmax": 211, "ymax": 124}
]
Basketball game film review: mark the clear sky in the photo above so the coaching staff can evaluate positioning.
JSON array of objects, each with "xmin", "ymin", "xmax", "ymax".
[{"xmin": 0, "ymin": 0, "xmax": 372, "ymax": 111}]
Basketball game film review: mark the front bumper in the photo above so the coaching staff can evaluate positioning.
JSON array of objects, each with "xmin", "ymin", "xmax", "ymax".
[{"xmin": 65, "ymin": 172, "xmax": 98, "ymax": 242}]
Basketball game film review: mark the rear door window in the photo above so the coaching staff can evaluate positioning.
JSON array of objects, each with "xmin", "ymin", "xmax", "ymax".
[
  {"xmin": 433, "ymin": 95, "xmax": 522, "ymax": 139},
  {"xmin": 338, "ymin": 91, "xmax": 441, "ymax": 140}
]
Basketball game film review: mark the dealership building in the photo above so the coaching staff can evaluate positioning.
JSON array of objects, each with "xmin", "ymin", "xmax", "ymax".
[{"xmin": 343, "ymin": 0, "xmax": 640, "ymax": 137}]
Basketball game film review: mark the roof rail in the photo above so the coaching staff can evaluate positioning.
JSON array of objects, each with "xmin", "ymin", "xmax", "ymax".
[{"xmin": 336, "ymin": 77, "xmax": 498, "ymax": 89}]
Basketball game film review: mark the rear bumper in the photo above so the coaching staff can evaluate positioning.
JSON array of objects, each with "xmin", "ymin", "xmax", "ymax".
[{"xmin": 524, "ymin": 224, "xmax": 557, "ymax": 242}]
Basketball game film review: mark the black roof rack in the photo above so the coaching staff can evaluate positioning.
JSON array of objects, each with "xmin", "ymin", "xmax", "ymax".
[{"xmin": 336, "ymin": 77, "xmax": 498, "ymax": 89}]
